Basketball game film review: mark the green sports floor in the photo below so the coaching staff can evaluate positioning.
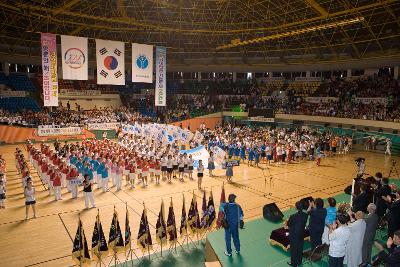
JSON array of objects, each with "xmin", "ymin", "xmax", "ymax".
[{"xmin": 118, "ymin": 181, "xmax": 399, "ymax": 267}]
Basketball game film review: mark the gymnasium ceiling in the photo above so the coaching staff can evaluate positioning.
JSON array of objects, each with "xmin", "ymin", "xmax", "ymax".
[{"xmin": 0, "ymin": 0, "xmax": 399, "ymax": 68}]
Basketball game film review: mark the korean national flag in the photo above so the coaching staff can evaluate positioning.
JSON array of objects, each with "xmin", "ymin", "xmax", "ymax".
[{"xmin": 96, "ymin": 39, "xmax": 125, "ymax": 85}]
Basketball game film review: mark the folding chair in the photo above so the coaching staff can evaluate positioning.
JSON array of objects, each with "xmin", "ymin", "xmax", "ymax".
[{"xmin": 302, "ymin": 244, "xmax": 327, "ymax": 266}]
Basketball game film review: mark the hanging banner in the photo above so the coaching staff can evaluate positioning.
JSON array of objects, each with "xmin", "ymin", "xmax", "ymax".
[
  {"xmin": 41, "ymin": 33, "xmax": 59, "ymax": 106},
  {"xmin": 155, "ymin": 46, "xmax": 166, "ymax": 106},
  {"xmin": 61, "ymin": 35, "xmax": 88, "ymax": 80},
  {"xmin": 132, "ymin": 43, "xmax": 153, "ymax": 83},
  {"xmin": 96, "ymin": 39, "xmax": 125, "ymax": 85}
]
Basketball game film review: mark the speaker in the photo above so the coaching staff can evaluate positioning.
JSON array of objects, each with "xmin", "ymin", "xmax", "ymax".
[{"xmin": 263, "ymin": 203, "xmax": 284, "ymax": 222}]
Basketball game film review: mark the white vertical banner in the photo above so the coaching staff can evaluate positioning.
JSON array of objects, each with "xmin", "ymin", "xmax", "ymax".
[
  {"xmin": 96, "ymin": 39, "xmax": 125, "ymax": 85},
  {"xmin": 41, "ymin": 33, "xmax": 59, "ymax": 106},
  {"xmin": 155, "ymin": 46, "xmax": 166, "ymax": 106},
  {"xmin": 61, "ymin": 35, "xmax": 88, "ymax": 80},
  {"xmin": 131, "ymin": 43, "xmax": 153, "ymax": 83}
]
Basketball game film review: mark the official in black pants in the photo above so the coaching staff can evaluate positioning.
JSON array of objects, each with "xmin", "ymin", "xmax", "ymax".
[
  {"xmin": 307, "ymin": 198, "xmax": 327, "ymax": 249},
  {"xmin": 286, "ymin": 201, "xmax": 308, "ymax": 266}
]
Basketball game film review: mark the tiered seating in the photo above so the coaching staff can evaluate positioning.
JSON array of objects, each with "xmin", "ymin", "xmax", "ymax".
[
  {"xmin": 58, "ymin": 79, "xmax": 75, "ymax": 90},
  {"xmin": 167, "ymin": 81, "xmax": 178, "ymax": 94},
  {"xmin": 287, "ymin": 81, "xmax": 321, "ymax": 97},
  {"xmin": 0, "ymin": 73, "xmax": 36, "ymax": 91},
  {"xmin": 0, "ymin": 97, "xmax": 40, "ymax": 112},
  {"xmin": 263, "ymin": 80, "xmax": 285, "ymax": 92}
]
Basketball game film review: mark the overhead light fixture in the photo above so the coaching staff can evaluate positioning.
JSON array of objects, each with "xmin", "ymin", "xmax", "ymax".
[{"xmin": 216, "ymin": 17, "xmax": 365, "ymax": 50}]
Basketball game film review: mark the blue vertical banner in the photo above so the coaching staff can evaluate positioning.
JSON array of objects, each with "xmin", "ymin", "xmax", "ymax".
[{"xmin": 155, "ymin": 46, "xmax": 166, "ymax": 106}]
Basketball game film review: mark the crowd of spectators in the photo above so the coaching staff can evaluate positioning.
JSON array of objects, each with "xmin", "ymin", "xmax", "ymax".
[
  {"xmin": 0, "ymin": 73, "xmax": 399, "ymax": 125},
  {"xmin": 0, "ymin": 107, "xmax": 153, "ymax": 127}
]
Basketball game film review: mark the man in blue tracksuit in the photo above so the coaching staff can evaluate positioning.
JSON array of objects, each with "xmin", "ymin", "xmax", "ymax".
[{"xmin": 223, "ymin": 194, "xmax": 244, "ymax": 256}]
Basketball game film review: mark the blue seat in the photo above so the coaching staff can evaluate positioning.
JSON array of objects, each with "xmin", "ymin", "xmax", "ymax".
[{"xmin": 0, "ymin": 97, "xmax": 41, "ymax": 112}]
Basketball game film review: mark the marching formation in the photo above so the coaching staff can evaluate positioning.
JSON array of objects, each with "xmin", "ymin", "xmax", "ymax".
[{"xmin": 13, "ymin": 122, "xmax": 359, "ymax": 216}]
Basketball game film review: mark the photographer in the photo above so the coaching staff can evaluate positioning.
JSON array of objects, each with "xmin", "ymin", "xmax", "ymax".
[
  {"xmin": 382, "ymin": 188, "xmax": 400, "ymax": 238},
  {"xmin": 352, "ymin": 185, "xmax": 368, "ymax": 213},
  {"xmin": 374, "ymin": 230, "xmax": 400, "ymax": 266},
  {"xmin": 356, "ymin": 158, "xmax": 366, "ymax": 178}
]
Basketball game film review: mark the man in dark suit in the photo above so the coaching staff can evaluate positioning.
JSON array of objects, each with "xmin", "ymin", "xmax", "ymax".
[
  {"xmin": 383, "ymin": 188, "xmax": 400, "ymax": 238},
  {"xmin": 307, "ymin": 198, "xmax": 327, "ymax": 249},
  {"xmin": 287, "ymin": 201, "xmax": 308, "ymax": 266},
  {"xmin": 362, "ymin": 203, "xmax": 380, "ymax": 263},
  {"xmin": 374, "ymin": 178, "xmax": 392, "ymax": 217},
  {"xmin": 374, "ymin": 230, "xmax": 400, "ymax": 267},
  {"xmin": 353, "ymin": 184, "xmax": 369, "ymax": 213}
]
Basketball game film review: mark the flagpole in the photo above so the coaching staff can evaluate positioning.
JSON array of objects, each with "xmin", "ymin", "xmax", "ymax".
[
  {"xmin": 143, "ymin": 202, "xmax": 151, "ymax": 261},
  {"xmin": 124, "ymin": 202, "xmax": 139, "ymax": 267},
  {"xmin": 97, "ymin": 209, "xmax": 101, "ymax": 267},
  {"xmin": 79, "ymin": 213, "xmax": 83, "ymax": 267},
  {"xmin": 184, "ymin": 193, "xmax": 189, "ymax": 248},
  {"xmin": 194, "ymin": 190, "xmax": 199, "ymax": 246},
  {"xmin": 114, "ymin": 206, "xmax": 117, "ymax": 267},
  {"xmin": 172, "ymin": 197, "xmax": 177, "ymax": 253},
  {"xmin": 156, "ymin": 198, "xmax": 164, "ymax": 257}
]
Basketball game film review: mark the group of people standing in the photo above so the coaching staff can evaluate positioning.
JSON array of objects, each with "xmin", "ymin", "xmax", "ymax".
[
  {"xmin": 286, "ymin": 172, "xmax": 400, "ymax": 267},
  {"xmin": 202, "ymin": 124, "xmax": 352, "ymax": 168}
]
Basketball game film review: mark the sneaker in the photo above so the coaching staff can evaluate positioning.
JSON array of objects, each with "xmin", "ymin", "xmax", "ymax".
[
  {"xmin": 235, "ymin": 251, "xmax": 240, "ymax": 254},
  {"xmin": 224, "ymin": 252, "xmax": 232, "ymax": 257}
]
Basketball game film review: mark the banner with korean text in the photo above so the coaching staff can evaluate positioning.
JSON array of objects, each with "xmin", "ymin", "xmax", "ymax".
[
  {"xmin": 41, "ymin": 33, "xmax": 59, "ymax": 106},
  {"xmin": 96, "ymin": 39, "xmax": 125, "ymax": 85},
  {"xmin": 132, "ymin": 43, "xmax": 153, "ymax": 83},
  {"xmin": 37, "ymin": 126, "xmax": 83, "ymax": 136},
  {"xmin": 155, "ymin": 46, "xmax": 166, "ymax": 106},
  {"xmin": 61, "ymin": 35, "xmax": 88, "ymax": 80},
  {"xmin": 87, "ymin": 122, "xmax": 120, "ymax": 131}
]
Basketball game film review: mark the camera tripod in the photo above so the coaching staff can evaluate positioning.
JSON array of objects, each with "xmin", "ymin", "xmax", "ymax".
[{"xmin": 388, "ymin": 160, "xmax": 399, "ymax": 179}]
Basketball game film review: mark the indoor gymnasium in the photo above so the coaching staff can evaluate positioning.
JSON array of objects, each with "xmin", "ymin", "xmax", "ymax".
[{"xmin": 0, "ymin": 1, "xmax": 399, "ymax": 267}]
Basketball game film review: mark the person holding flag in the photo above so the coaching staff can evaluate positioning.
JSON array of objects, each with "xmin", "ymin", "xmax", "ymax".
[
  {"xmin": 167, "ymin": 198, "xmax": 178, "ymax": 246},
  {"xmin": 72, "ymin": 217, "xmax": 91, "ymax": 265}
]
